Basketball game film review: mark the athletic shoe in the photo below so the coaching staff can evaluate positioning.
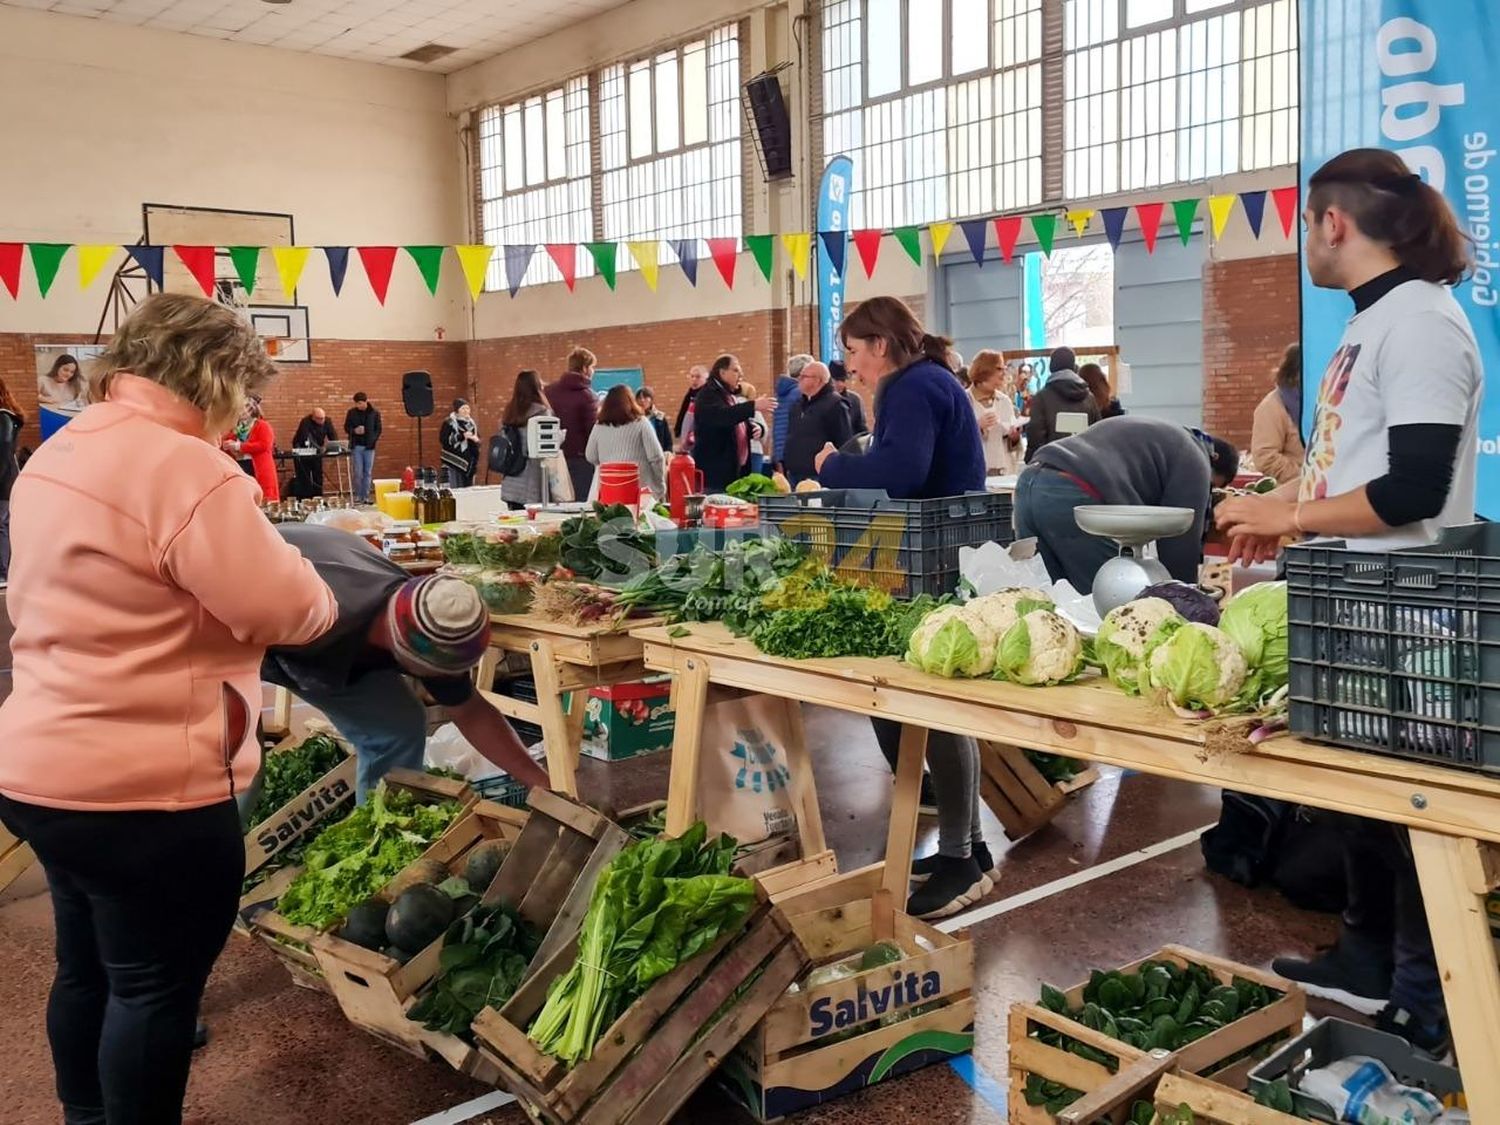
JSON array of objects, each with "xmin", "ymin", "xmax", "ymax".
[
  {"xmin": 906, "ymin": 855, "xmax": 993, "ymax": 920},
  {"xmin": 911, "ymin": 842, "xmax": 998, "ymax": 885},
  {"xmin": 1271, "ymin": 936, "xmax": 1392, "ymax": 1016},
  {"xmin": 1375, "ymin": 1005, "xmax": 1454, "ymax": 1063},
  {"xmin": 918, "ymin": 774, "xmax": 939, "ymax": 817}
]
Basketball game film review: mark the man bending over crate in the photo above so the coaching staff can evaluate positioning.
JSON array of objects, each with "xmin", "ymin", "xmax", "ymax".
[{"xmin": 262, "ymin": 523, "xmax": 550, "ymax": 800}]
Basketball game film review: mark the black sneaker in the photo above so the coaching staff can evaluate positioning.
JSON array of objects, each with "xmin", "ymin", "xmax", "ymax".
[
  {"xmin": 906, "ymin": 855, "xmax": 993, "ymax": 920},
  {"xmin": 1271, "ymin": 937, "xmax": 1392, "ymax": 1016},
  {"xmin": 1375, "ymin": 1005, "xmax": 1453, "ymax": 1063},
  {"xmin": 911, "ymin": 842, "xmax": 997, "ymax": 885},
  {"xmin": 918, "ymin": 775, "xmax": 939, "ymax": 817}
]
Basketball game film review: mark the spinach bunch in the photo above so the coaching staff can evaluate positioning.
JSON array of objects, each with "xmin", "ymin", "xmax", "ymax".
[
  {"xmin": 558, "ymin": 504, "xmax": 657, "ymax": 583},
  {"xmin": 1024, "ymin": 751, "xmax": 1079, "ymax": 786},
  {"xmin": 1035, "ymin": 959, "xmax": 1278, "ymax": 1061},
  {"xmin": 614, "ymin": 536, "xmax": 807, "ymax": 622},
  {"xmin": 247, "ymin": 734, "xmax": 345, "ymax": 828},
  {"xmin": 408, "ymin": 903, "xmax": 541, "ymax": 1039},
  {"xmin": 527, "ymin": 822, "xmax": 753, "ymax": 1065}
]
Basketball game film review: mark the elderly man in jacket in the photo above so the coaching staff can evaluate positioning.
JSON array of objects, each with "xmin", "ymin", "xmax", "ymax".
[
  {"xmin": 773, "ymin": 354, "xmax": 813, "ymax": 471},
  {"xmin": 783, "ymin": 361, "xmax": 854, "ymax": 485}
]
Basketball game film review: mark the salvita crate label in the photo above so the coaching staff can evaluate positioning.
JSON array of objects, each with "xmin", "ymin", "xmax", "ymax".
[
  {"xmin": 249, "ymin": 756, "xmax": 358, "ymax": 863},
  {"xmin": 808, "ymin": 969, "xmax": 945, "ymax": 1038}
]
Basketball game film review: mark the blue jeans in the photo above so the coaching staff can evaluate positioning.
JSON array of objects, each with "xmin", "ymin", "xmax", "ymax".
[
  {"xmin": 295, "ymin": 668, "xmax": 426, "ymax": 801},
  {"xmin": 1013, "ymin": 466, "xmax": 1116, "ymax": 593},
  {"xmin": 748, "ymin": 454, "xmax": 766, "ymax": 477},
  {"xmin": 351, "ymin": 446, "xmax": 376, "ymax": 503}
]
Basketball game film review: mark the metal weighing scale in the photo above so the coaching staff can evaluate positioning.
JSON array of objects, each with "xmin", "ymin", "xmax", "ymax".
[{"xmin": 1074, "ymin": 505, "xmax": 1196, "ymax": 617}]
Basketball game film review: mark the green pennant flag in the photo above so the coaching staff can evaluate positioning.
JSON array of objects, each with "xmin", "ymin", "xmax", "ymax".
[
  {"xmin": 744, "ymin": 235, "xmax": 774, "ymax": 281},
  {"xmin": 29, "ymin": 243, "xmax": 69, "ymax": 298},
  {"xmin": 586, "ymin": 242, "xmax": 618, "ymax": 289},
  {"xmin": 405, "ymin": 245, "xmax": 445, "ymax": 295},
  {"xmin": 1029, "ymin": 214, "xmax": 1058, "ymax": 257},
  {"xmin": 1172, "ymin": 199, "xmax": 1201, "ymax": 245},
  {"xmin": 893, "ymin": 226, "xmax": 923, "ymax": 265},
  {"xmin": 228, "ymin": 247, "xmax": 261, "ymax": 296}
]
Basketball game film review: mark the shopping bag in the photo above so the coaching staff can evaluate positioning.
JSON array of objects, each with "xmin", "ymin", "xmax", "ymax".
[
  {"xmin": 544, "ymin": 454, "xmax": 575, "ymax": 502},
  {"xmin": 696, "ymin": 695, "xmax": 799, "ymax": 845}
]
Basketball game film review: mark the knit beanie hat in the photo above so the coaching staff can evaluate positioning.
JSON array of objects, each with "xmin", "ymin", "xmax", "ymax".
[{"xmin": 386, "ymin": 575, "xmax": 492, "ymax": 677}]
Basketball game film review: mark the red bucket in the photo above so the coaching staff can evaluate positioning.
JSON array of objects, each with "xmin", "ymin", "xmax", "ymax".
[{"xmin": 597, "ymin": 461, "xmax": 641, "ymax": 507}]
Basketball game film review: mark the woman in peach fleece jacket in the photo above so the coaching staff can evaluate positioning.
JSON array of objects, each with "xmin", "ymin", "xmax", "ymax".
[{"xmin": 0, "ymin": 294, "xmax": 337, "ymax": 1125}]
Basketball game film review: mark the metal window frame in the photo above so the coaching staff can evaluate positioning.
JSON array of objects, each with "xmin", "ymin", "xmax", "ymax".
[
  {"xmin": 604, "ymin": 24, "xmax": 740, "ymax": 173},
  {"xmin": 859, "ymin": 0, "xmax": 997, "ymax": 109}
]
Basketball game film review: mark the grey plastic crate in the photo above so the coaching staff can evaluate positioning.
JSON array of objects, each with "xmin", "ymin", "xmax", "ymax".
[
  {"xmin": 757, "ymin": 488, "xmax": 1014, "ymax": 599},
  {"xmin": 1286, "ymin": 522, "xmax": 1500, "ymax": 772},
  {"xmin": 1247, "ymin": 1017, "xmax": 1461, "ymax": 1120},
  {"xmin": 472, "ymin": 773, "xmax": 530, "ymax": 809}
]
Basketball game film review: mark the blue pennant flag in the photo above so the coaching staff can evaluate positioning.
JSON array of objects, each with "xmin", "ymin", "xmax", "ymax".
[
  {"xmin": 323, "ymin": 247, "xmax": 350, "ymax": 295},
  {"xmin": 818, "ymin": 230, "xmax": 847, "ymax": 278},
  {"xmin": 1101, "ymin": 207, "xmax": 1129, "ymax": 251},
  {"xmin": 1239, "ymin": 191, "xmax": 1268, "ymax": 239},
  {"xmin": 671, "ymin": 239, "xmax": 699, "ymax": 287},
  {"xmin": 504, "ymin": 244, "xmax": 536, "ymax": 297},
  {"xmin": 960, "ymin": 219, "xmax": 988, "ymax": 265},
  {"xmin": 127, "ymin": 244, "xmax": 164, "ymax": 288}
]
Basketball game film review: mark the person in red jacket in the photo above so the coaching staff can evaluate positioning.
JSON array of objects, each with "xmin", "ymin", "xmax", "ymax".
[
  {"xmin": 544, "ymin": 346, "xmax": 599, "ymax": 501},
  {"xmin": 221, "ymin": 395, "xmax": 280, "ymax": 502}
]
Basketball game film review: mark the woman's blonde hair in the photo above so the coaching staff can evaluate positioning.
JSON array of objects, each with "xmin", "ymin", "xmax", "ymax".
[
  {"xmin": 968, "ymin": 349, "xmax": 1008, "ymax": 390},
  {"xmin": 92, "ymin": 293, "xmax": 277, "ymax": 432}
]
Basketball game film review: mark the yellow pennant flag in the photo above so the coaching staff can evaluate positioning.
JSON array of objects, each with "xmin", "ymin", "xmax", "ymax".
[
  {"xmin": 78, "ymin": 245, "xmax": 117, "ymax": 291},
  {"xmin": 1066, "ymin": 209, "xmax": 1096, "ymax": 238},
  {"xmin": 628, "ymin": 241, "xmax": 661, "ymax": 292},
  {"xmin": 1208, "ymin": 194, "xmax": 1237, "ymax": 240},
  {"xmin": 272, "ymin": 247, "xmax": 311, "ymax": 299},
  {"xmin": 781, "ymin": 232, "xmax": 811, "ymax": 279},
  {"xmin": 454, "ymin": 245, "xmax": 494, "ymax": 300},
  {"xmin": 929, "ymin": 221, "xmax": 954, "ymax": 258}
]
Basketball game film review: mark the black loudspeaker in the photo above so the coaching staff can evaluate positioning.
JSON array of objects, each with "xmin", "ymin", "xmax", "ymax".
[
  {"xmin": 744, "ymin": 72, "xmax": 793, "ymax": 181},
  {"xmin": 401, "ymin": 371, "xmax": 434, "ymax": 418}
]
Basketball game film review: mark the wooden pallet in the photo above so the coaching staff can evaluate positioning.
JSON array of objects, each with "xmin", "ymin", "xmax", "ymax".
[
  {"xmin": 472, "ymin": 901, "xmax": 808, "ymax": 1125},
  {"xmin": 977, "ymin": 740, "xmax": 1098, "ymax": 841},
  {"xmin": 246, "ymin": 769, "xmax": 477, "ymax": 994},
  {"xmin": 1007, "ymin": 946, "xmax": 1305, "ymax": 1125},
  {"xmin": 723, "ymin": 891, "xmax": 975, "ymax": 1122},
  {"xmin": 0, "ymin": 822, "xmax": 36, "ymax": 895},
  {"xmin": 315, "ymin": 790, "xmax": 626, "ymax": 1064}
]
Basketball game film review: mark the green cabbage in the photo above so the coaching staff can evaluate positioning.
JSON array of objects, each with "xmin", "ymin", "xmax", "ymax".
[
  {"xmin": 1218, "ymin": 581, "xmax": 1288, "ymax": 701},
  {"xmin": 1095, "ymin": 597, "xmax": 1185, "ymax": 695},
  {"xmin": 994, "ymin": 610, "xmax": 1086, "ymax": 686},
  {"xmin": 906, "ymin": 605, "xmax": 998, "ymax": 678},
  {"xmin": 1146, "ymin": 622, "xmax": 1249, "ymax": 712}
]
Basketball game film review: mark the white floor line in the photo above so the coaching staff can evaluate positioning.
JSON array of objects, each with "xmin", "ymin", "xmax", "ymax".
[
  {"xmin": 409, "ymin": 1090, "xmax": 516, "ymax": 1125},
  {"xmin": 936, "ymin": 823, "xmax": 1214, "ymax": 934}
]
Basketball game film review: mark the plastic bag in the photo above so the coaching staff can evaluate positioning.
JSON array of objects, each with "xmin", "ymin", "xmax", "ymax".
[
  {"xmin": 425, "ymin": 723, "xmax": 503, "ymax": 783},
  {"xmin": 1299, "ymin": 1057, "xmax": 1445, "ymax": 1125}
]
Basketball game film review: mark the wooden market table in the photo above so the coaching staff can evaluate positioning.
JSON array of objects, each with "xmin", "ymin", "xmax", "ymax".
[{"xmin": 634, "ymin": 621, "xmax": 1500, "ymax": 1121}]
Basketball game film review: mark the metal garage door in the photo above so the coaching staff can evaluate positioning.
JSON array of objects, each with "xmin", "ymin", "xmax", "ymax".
[
  {"xmin": 1113, "ymin": 235, "xmax": 1205, "ymax": 427},
  {"xmin": 932, "ymin": 256, "xmax": 1024, "ymax": 364}
]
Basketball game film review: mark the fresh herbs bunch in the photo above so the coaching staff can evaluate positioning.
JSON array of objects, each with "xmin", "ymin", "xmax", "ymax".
[
  {"xmin": 247, "ymin": 733, "xmax": 345, "ymax": 828},
  {"xmin": 408, "ymin": 903, "xmax": 541, "ymax": 1039}
]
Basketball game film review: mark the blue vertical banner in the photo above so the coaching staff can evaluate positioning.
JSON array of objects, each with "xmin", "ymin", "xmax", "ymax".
[
  {"xmin": 1301, "ymin": 0, "xmax": 1500, "ymax": 515},
  {"xmin": 816, "ymin": 155, "xmax": 854, "ymax": 364}
]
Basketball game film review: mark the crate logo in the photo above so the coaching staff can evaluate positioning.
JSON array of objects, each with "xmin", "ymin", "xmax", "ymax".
[
  {"xmin": 808, "ymin": 970, "xmax": 943, "ymax": 1037},
  {"xmin": 777, "ymin": 512, "xmax": 909, "ymax": 593},
  {"xmin": 255, "ymin": 779, "xmax": 354, "ymax": 856}
]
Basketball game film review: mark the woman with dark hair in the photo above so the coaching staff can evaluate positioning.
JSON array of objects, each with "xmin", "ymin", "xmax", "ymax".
[
  {"xmin": 0, "ymin": 375, "xmax": 24, "ymax": 580},
  {"xmin": 1250, "ymin": 343, "xmax": 1305, "ymax": 485},
  {"xmin": 440, "ymin": 399, "xmax": 481, "ymax": 487},
  {"xmin": 1218, "ymin": 147, "xmax": 1481, "ymax": 1056},
  {"xmin": 691, "ymin": 355, "xmax": 775, "ymax": 492},
  {"xmin": 586, "ymin": 385, "xmax": 666, "ymax": 499},
  {"xmin": 1079, "ymin": 362, "xmax": 1123, "ymax": 419},
  {"xmin": 38, "ymin": 354, "xmax": 86, "ymax": 413},
  {"xmin": 501, "ymin": 370, "xmax": 552, "ymax": 509},
  {"xmin": 636, "ymin": 386, "xmax": 673, "ymax": 454},
  {"xmin": 221, "ymin": 395, "xmax": 279, "ymax": 502}
]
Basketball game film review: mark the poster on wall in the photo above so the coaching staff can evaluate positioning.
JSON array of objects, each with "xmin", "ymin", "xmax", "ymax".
[
  {"xmin": 34, "ymin": 345, "xmax": 105, "ymax": 442},
  {"xmin": 1300, "ymin": 0, "xmax": 1500, "ymax": 516}
]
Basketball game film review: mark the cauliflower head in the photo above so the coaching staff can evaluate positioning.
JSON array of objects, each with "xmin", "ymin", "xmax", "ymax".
[
  {"xmin": 964, "ymin": 587, "xmax": 1055, "ymax": 638},
  {"xmin": 994, "ymin": 610, "xmax": 1085, "ymax": 686},
  {"xmin": 906, "ymin": 605, "xmax": 1000, "ymax": 678},
  {"xmin": 1146, "ymin": 622, "xmax": 1249, "ymax": 711},
  {"xmin": 1095, "ymin": 597, "xmax": 1186, "ymax": 695}
]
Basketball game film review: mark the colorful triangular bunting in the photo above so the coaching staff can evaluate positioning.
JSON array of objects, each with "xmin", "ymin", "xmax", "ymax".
[
  {"xmin": 1272, "ymin": 186, "xmax": 1299, "ymax": 238},
  {"xmin": 0, "ymin": 243, "xmax": 22, "ymax": 298},
  {"xmin": 929, "ymin": 221, "xmax": 954, "ymax": 259},
  {"xmin": 1065, "ymin": 210, "xmax": 1095, "ymax": 238},
  {"xmin": 1239, "ymin": 191, "xmax": 1268, "ymax": 239},
  {"xmin": 670, "ymin": 240, "xmax": 699, "ymax": 287},
  {"xmin": 586, "ymin": 242, "xmax": 618, "ymax": 290},
  {"xmin": 127, "ymin": 245, "xmax": 165, "ymax": 288},
  {"xmin": 174, "ymin": 245, "xmax": 216, "ymax": 297},
  {"xmin": 706, "ymin": 238, "xmax": 739, "ymax": 288},
  {"xmin": 1030, "ymin": 214, "xmax": 1058, "ymax": 257},
  {"xmin": 1171, "ymin": 199, "xmax": 1200, "ymax": 246},
  {"xmin": 852, "ymin": 229, "xmax": 883, "ymax": 279},
  {"xmin": 781, "ymin": 233, "xmax": 811, "ymax": 279},
  {"xmin": 545, "ymin": 244, "xmax": 577, "ymax": 292},
  {"xmin": 78, "ymin": 245, "xmax": 116, "ymax": 291},
  {"xmin": 818, "ymin": 230, "xmax": 848, "ymax": 278},
  {"xmin": 405, "ymin": 246, "xmax": 445, "ymax": 296},
  {"xmin": 960, "ymin": 219, "xmax": 988, "ymax": 265},
  {"xmin": 892, "ymin": 227, "xmax": 921, "ymax": 265},
  {"xmin": 504, "ymin": 244, "xmax": 536, "ymax": 297},
  {"xmin": 993, "ymin": 216, "xmax": 1023, "ymax": 264},
  {"xmin": 455, "ymin": 245, "xmax": 494, "ymax": 300},
  {"xmin": 228, "ymin": 246, "xmax": 261, "ymax": 296},
  {"xmin": 29, "ymin": 244, "xmax": 69, "ymax": 298},
  {"xmin": 357, "ymin": 246, "xmax": 398, "ymax": 305},
  {"xmin": 272, "ymin": 247, "xmax": 309, "ymax": 300},
  {"xmin": 745, "ymin": 235, "xmax": 774, "ymax": 282},
  {"xmin": 627, "ymin": 241, "xmax": 661, "ymax": 292},
  {"xmin": 1208, "ymin": 195, "xmax": 1237, "ymax": 241},
  {"xmin": 1101, "ymin": 208, "xmax": 1128, "ymax": 251},
  {"xmin": 323, "ymin": 247, "xmax": 351, "ymax": 296},
  {"xmin": 1136, "ymin": 203, "xmax": 1165, "ymax": 254}
]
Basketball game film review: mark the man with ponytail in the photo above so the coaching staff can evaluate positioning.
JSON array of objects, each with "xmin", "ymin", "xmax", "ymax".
[{"xmin": 1218, "ymin": 148, "xmax": 1483, "ymax": 1057}]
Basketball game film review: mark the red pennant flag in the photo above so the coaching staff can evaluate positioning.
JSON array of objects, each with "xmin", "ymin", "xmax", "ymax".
[
  {"xmin": 0, "ymin": 243, "xmax": 22, "ymax": 298},
  {"xmin": 852, "ymin": 229, "xmax": 883, "ymax": 279},
  {"xmin": 1271, "ymin": 186, "xmax": 1299, "ymax": 238},
  {"xmin": 545, "ymin": 244, "xmax": 577, "ymax": 292},
  {"xmin": 993, "ymin": 216, "xmax": 1024, "ymax": 264},
  {"xmin": 174, "ymin": 245, "xmax": 216, "ymax": 297},
  {"xmin": 1136, "ymin": 202, "xmax": 1165, "ymax": 254},
  {"xmin": 357, "ymin": 246, "xmax": 398, "ymax": 305},
  {"xmin": 706, "ymin": 238, "xmax": 739, "ymax": 289}
]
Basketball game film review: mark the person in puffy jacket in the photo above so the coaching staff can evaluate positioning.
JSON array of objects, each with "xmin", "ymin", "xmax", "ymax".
[
  {"xmin": 0, "ymin": 293, "xmax": 338, "ymax": 1125},
  {"xmin": 1024, "ymin": 347, "xmax": 1101, "ymax": 461},
  {"xmin": 772, "ymin": 355, "xmax": 811, "ymax": 470}
]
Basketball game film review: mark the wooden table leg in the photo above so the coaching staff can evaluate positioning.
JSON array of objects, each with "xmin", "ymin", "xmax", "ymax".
[
  {"xmin": 777, "ymin": 698, "xmax": 828, "ymax": 858},
  {"xmin": 664, "ymin": 657, "xmax": 711, "ymax": 837},
  {"xmin": 474, "ymin": 646, "xmax": 502, "ymax": 693},
  {"xmin": 529, "ymin": 638, "xmax": 578, "ymax": 798},
  {"xmin": 566, "ymin": 686, "xmax": 589, "ymax": 759},
  {"xmin": 264, "ymin": 686, "xmax": 294, "ymax": 740},
  {"xmin": 1411, "ymin": 831, "xmax": 1500, "ymax": 1124},
  {"xmin": 881, "ymin": 725, "xmax": 930, "ymax": 904}
]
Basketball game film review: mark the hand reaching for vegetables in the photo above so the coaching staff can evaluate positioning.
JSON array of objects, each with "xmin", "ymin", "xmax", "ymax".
[{"xmin": 1215, "ymin": 494, "xmax": 1297, "ymax": 566}]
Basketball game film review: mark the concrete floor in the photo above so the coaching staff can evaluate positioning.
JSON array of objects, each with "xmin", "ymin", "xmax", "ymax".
[{"xmin": 0, "ymin": 700, "xmax": 1345, "ymax": 1125}]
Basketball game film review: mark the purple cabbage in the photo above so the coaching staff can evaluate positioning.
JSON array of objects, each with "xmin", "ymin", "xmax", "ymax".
[{"xmin": 1138, "ymin": 582, "xmax": 1221, "ymax": 627}]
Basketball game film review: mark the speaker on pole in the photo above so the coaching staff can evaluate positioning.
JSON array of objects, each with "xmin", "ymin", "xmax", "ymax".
[{"xmin": 401, "ymin": 371, "xmax": 434, "ymax": 470}]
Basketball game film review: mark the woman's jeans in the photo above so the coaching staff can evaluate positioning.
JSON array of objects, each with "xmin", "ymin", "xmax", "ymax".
[
  {"xmin": 1013, "ymin": 466, "xmax": 1116, "ymax": 593},
  {"xmin": 0, "ymin": 795, "xmax": 242, "ymax": 1125},
  {"xmin": 871, "ymin": 720, "xmax": 982, "ymax": 859}
]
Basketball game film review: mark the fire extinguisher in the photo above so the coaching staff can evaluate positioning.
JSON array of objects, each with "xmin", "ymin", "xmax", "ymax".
[{"xmin": 667, "ymin": 452, "xmax": 704, "ymax": 525}]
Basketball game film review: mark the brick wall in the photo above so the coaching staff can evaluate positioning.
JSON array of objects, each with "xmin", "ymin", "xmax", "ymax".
[{"xmin": 1202, "ymin": 254, "xmax": 1301, "ymax": 449}]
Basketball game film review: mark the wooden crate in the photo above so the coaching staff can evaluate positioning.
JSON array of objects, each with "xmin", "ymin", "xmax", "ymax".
[
  {"xmin": 242, "ymin": 725, "xmax": 357, "ymax": 885},
  {"xmin": 1008, "ymin": 946, "xmax": 1305, "ymax": 1125},
  {"xmin": 721, "ymin": 893, "xmax": 975, "ymax": 1122},
  {"xmin": 977, "ymin": 741, "xmax": 1098, "ymax": 841},
  {"xmin": 0, "ymin": 822, "xmax": 36, "ymax": 894},
  {"xmin": 1154, "ymin": 1072, "xmax": 1299, "ymax": 1124},
  {"xmin": 314, "ymin": 789, "xmax": 627, "ymax": 1066},
  {"xmin": 471, "ymin": 901, "xmax": 808, "ymax": 1125},
  {"xmin": 246, "ymin": 769, "xmax": 476, "ymax": 994}
]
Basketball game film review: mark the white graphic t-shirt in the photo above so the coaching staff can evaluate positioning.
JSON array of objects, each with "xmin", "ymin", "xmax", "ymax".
[{"xmin": 1301, "ymin": 279, "xmax": 1482, "ymax": 549}]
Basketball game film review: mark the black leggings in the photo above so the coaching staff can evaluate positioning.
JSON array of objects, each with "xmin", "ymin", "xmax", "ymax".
[{"xmin": 0, "ymin": 794, "xmax": 242, "ymax": 1125}]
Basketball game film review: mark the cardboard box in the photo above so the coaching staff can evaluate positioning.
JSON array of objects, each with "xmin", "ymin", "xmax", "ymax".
[{"xmin": 581, "ymin": 679, "xmax": 674, "ymax": 762}]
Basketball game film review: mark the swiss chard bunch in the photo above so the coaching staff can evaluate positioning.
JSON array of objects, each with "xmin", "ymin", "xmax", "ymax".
[
  {"xmin": 613, "ymin": 537, "xmax": 807, "ymax": 622},
  {"xmin": 276, "ymin": 783, "xmax": 462, "ymax": 931},
  {"xmin": 558, "ymin": 504, "xmax": 657, "ymax": 583},
  {"xmin": 408, "ymin": 903, "xmax": 541, "ymax": 1039},
  {"xmin": 247, "ymin": 733, "xmax": 346, "ymax": 828},
  {"xmin": 527, "ymin": 822, "xmax": 753, "ymax": 1066}
]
